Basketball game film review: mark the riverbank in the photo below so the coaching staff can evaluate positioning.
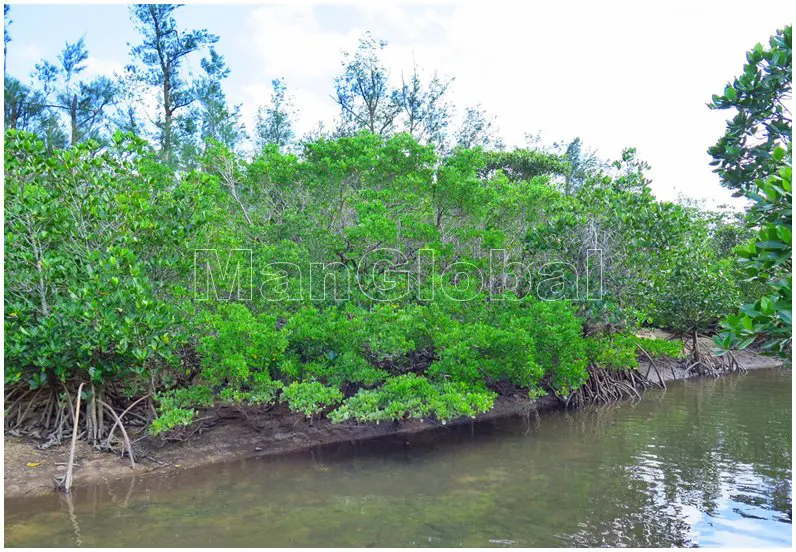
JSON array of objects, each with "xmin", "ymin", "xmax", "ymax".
[{"xmin": 4, "ymin": 347, "xmax": 784, "ymax": 499}]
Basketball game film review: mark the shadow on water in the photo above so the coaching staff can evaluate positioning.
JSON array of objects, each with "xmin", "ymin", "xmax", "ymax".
[{"xmin": 4, "ymin": 368, "xmax": 792, "ymax": 547}]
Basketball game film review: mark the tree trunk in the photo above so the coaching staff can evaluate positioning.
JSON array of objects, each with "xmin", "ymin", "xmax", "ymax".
[
  {"xmin": 9, "ymin": 103, "xmax": 18, "ymax": 130},
  {"xmin": 31, "ymin": 227, "xmax": 50, "ymax": 317},
  {"xmin": 162, "ymin": 64, "xmax": 172, "ymax": 163},
  {"xmin": 70, "ymin": 94, "xmax": 78, "ymax": 146}
]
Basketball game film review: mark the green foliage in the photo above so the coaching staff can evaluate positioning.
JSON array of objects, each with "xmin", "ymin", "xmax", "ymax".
[
  {"xmin": 430, "ymin": 322, "xmax": 542, "ymax": 389},
  {"xmin": 4, "ymin": 119, "xmax": 748, "ymax": 435},
  {"xmin": 524, "ymin": 153, "xmax": 698, "ymax": 331},
  {"xmin": 520, "ymin": 301, "xmax": 588, "ymax": 395},
  {"xmin": 196, "ymin": 303, "xmax": 287, "ymax": 387},
  {"xmin": 709, "ymin": 26, "xmax": 792, "ymax": 356},
  {"xmin": 483, "ymin": 149, "xmax": 568, "ymax": 181},
  {"xmin": 281, "ymin": 381, "xmax": 343, "ymax": 418},
  {"xmin": 708, "ymin": 26, "xmax": 791, "ymax": 195},
  {"xmin": 151, "ymin": 355, "xmax": 284, "ymax": 434},
  {"xmin": 170, "ymin": 302, "xmax": 288, "ymax": 421},
  {"xmin": 586, "ymin": 334, "xmax": 684, "ymax": 370},
  {"xmin": 635, "ymin": 336, "xmax": 685, "ymax": 359},
  {"xmin": 4, "ymin": 131, "xmax": 194, "ymax": 391},
  {"xmin": 6, "ymin": 20, "xmax": 765, "ymax": 436},
  {"xmin": 149, "ymin": 386, "xmax": 212, "ymax": 435},
  {"xmin": 650, "ymin": 243, "xmax": 741, "ymax": 337},
  {"xmin": 328, "ymin": 374, "xmax": 496, "ymax": 424},
  {"xmin": 715, "ymin": 155, "xmax": 792, "ymax": 355},
  {"xmin": 586, "ymin": 334, "xmax": 638, "ymax": 370},
  {"xmin": 149, "ymin": 406, "xmax": 196, "ymax": 436},
  {"xmin": 4, "ymin": 12, "xmax": 769, "ymax": 444}
]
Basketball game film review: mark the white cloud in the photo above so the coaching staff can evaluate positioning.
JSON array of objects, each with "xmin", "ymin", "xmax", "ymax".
[
  {"xmin": 237, "ymin": 5, "xmax": 360, "ymax": 137},
  {"xmin": 84, "ymin": 56, "xmax": 124, "ymax": 80},
  {"xmin": 235, "ymin": 1, "xmax": 789, "ymax": 205}
]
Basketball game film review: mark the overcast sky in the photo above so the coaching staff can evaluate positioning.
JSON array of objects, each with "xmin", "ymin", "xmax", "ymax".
[{"xmin": 4, "ymin": 1, "xmax": 791, "ymax": 205}]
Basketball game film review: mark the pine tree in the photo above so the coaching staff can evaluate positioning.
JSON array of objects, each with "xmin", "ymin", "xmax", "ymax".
[
  {"xmin": 255, "ymin": 78, "xmax": 296, "ymax": 152},
  {"xmin": 127, "ymin": 4, "xmax": 218, "ymax": 164}
]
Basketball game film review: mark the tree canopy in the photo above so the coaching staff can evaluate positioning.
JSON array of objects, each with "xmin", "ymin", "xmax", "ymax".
[{"xmin": 3, "ymin": 7, "xmax": 790, "ymax": 445}]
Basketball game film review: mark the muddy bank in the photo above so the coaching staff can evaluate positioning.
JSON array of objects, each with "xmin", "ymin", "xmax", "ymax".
[{"xmin": 4, "ymin": 348, "xmax": 784, "ymax": 499}]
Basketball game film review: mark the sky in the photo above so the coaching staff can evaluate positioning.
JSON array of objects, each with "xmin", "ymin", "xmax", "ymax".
[{"xmin": 3, "ymin": 1, "xmax": 792, "ymax": 205}]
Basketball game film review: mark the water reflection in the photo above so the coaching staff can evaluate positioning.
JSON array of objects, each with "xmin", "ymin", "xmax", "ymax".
[{"xmin": 5, "ymin": 368, "xmax": 792, "ymax": 547}]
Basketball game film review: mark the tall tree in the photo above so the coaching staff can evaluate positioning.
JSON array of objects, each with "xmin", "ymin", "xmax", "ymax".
[
  {"xmin": 34, "ymin": 38, "xmax": 116, "ymax": 145},
  {"xmin": 127, "ymin": 4, "xmax": 218, "ymax": 164},
  {"xmin": 195, "ymin": 48, "xmax": 244, "ymax": 151},
  {"xmin": 4, "ymin": 4, "xmax": 11, "ymax": 74},
  {"xmin": 392, "ymin": 64, "xmax": 452, "ymax": 150},
  {"xmin": 4, "ymin": 77, "xmax": 44, "ymax": 130},
  {"xmin": 561, "ymin": 137, "xmax": 602, "ymax": 194},
  {"xmin": 524, "ymin": 133, "xmax": 604, "ymax": 194},
  {"xmin": 334, "ymin": 32, "xmax": 400, "ymax": 135},
  {"xmin": 255, "ymin": 78, "xmax": 295, "ymax": 151},
  {"xmin": 4, "ymin": 26, "xmax": 69, "ymax": 152},
  {"xmin": 109, "ymin": 101, "xmax": 143, "ymax": 137},
  {"xmin": 455, "ymin": 104, "xmax": 503, "ymax": 150},
  {"xmin": 4, "ymin": 85, "xmax": 67, "ymax": 152}
]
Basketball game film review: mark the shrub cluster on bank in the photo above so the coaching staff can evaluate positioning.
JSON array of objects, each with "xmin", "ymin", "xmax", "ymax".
[{"xmin": 6, "ymin": 128, "xmax": 746, "ymax": 434}]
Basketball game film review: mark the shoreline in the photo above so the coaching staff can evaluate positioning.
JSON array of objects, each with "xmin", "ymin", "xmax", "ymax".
[{"xmin": 4, "ymin": 349, "xmax": 785, "ymax": 500}]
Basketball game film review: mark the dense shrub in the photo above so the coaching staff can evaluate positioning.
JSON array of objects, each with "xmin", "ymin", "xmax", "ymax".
[
  {"xmin": 4, "ymin": 133, "xmax": 201, "ymax": 393},
  {"xmin": 430, "ymin": 322, "xmax": 542, "ymax": 389},
  {"xmin": 650, "ymin": 245, "xmax": 741, "ymax": 338},
  {"xmin": 4, "ymin": 10, "xmax": 790, "ymax": 453},
  {"xmin": 328, "ymin": 374, "xmax": 496, "ymax": 424},
  {"xmin": 586, "ymin": 334, "xmax": 684, "ymax": 370},
  {"xmin": 195, "ymin": 304, "xmax": 287, "ymax": 387},
  {"xmin": 281, "ymin": 381, "xmax": 343, "ymax": 419},
  {"xmin": 500, "ymin": 301, "xmax": 589, "ymax": 396},
  {"xmin": 3, "ymin": 126, "xmax": 746, "ymax": 438}
]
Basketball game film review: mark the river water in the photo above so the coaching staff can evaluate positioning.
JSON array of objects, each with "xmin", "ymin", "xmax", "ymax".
[{"xmin": 4, "ymin": 368, "xmax": 792, "ymax": 547}]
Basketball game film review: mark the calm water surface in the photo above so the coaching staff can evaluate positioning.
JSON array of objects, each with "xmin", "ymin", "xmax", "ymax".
[{"xmin": 4, "ymin": 368, "xmax": 792, "ymax": 547}]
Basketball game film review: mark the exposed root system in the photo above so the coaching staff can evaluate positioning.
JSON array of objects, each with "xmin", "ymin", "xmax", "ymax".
[
  {"xmin": 2, "ymin": 334, "xmax": 753, "ymax": 494},
  {"xmin": 4, "ymin": 381, "xmax": 152, "ymax": 491},
  {"xmin": 684, "ymin": 332, "xmax": 748, "ymax": 377},
  {"xmin": 569, "ymin": 334, "xmax": 749, "ymax": 408},
  {"xmin": 568, "ymin": 364, "xmax": 653, "ymax": 408}
]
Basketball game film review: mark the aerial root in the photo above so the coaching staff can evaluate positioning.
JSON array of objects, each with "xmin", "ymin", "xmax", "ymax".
[
  {"xmin": 636, "ymin": 345, "xmax": 667, "ymax": 389},
  {"xmin": 6, "ymin": 381, "xmax": 152, "ymax": 479},
  {"xmin": 57, "ymin": 382, "xmax": 85, "ymax": 493},
  {"xmin": 105, "ymin": 393, "xmax": 151, "ymax": 453},
  {"xmin": 98, "ymin": 399, "xmax": 135, "ymax": 469},
  {"xmin": 684, "ymin": 334, "xmax": 746, "ymax": 377},
  {"xmin": 569, "ymin": 364, "xmax": 654, "ymax": 408}
]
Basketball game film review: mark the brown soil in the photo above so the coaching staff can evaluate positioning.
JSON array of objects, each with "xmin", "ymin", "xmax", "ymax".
[{"xmin": 4, "ymin": 350, "xmax": 784, "ymax": 499}]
